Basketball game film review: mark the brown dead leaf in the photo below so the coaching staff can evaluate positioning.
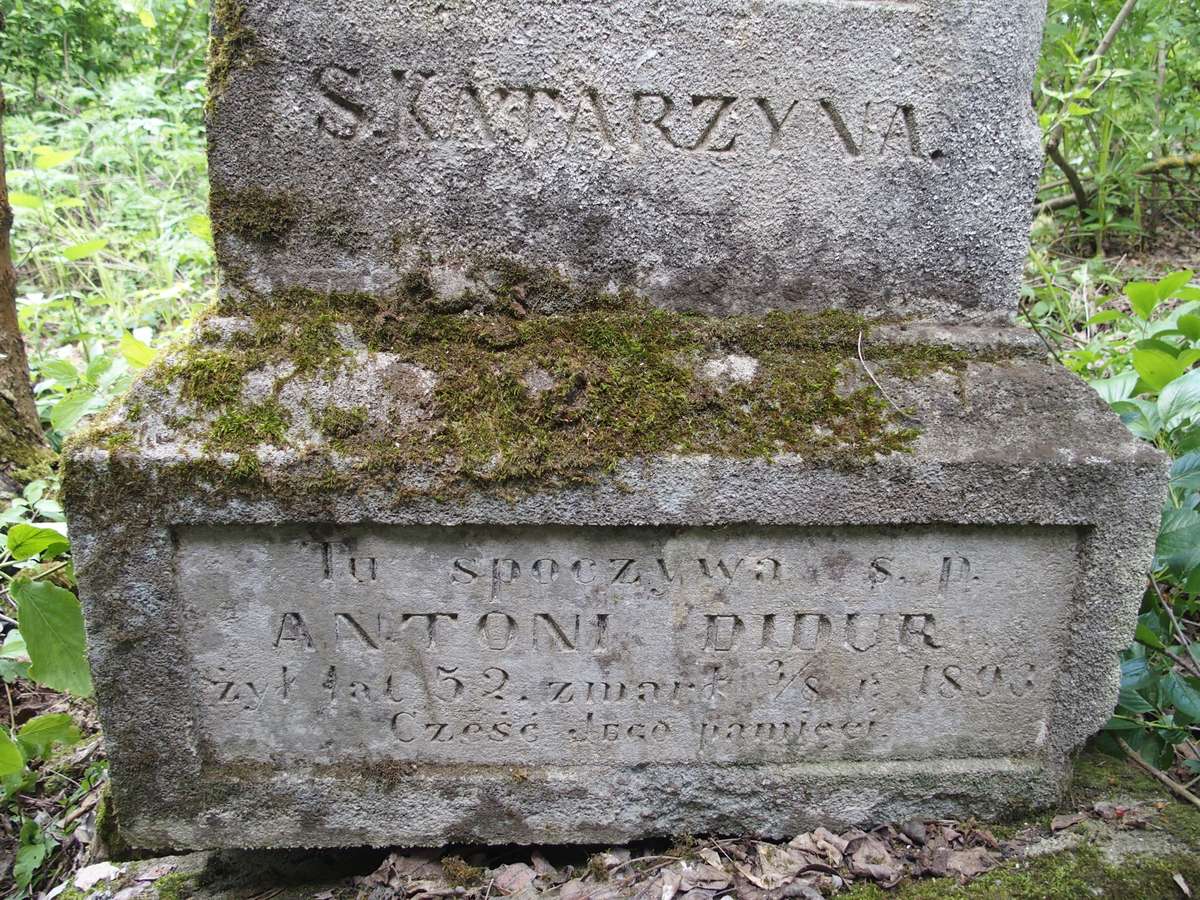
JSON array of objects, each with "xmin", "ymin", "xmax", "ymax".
[
  {"xmin": 899, "ymin": 819, "xmax": 928, "ymax": 846},
  {"xmin": 945, "ymin": 847, "xmax": 998, "ymax": 881},
  {"xmin": 847, "ymin": 835, "xmax": 902, "ymax": 886},
  {"xmin": 1051, "ymin": 812, "xmax": 1089, "ymax": 832},
  {"xmin": 492, "ymin": 862, "xmax": 537, "ymax": 895},
  {"xmin": 680, "ymin": 862, "xmax": 732, "ymax": 892}
]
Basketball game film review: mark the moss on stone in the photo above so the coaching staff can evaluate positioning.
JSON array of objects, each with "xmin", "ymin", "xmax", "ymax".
[
  {"xmin": 317, "ymin": 404, "xmax": 368, "ymax": 440},
  {"xmin": 210, "ymin": 187, "xmax": 299, "ymax": 244},
  {"xmin": 207, "ymin": 0, "xmax": 255, "ymax": 113},
  {"xmin": 79, "ymin": 281, "xmax": 1032, "ymax": 500},
  {"xmin": 153, "ymin": 871, "xmax": 194, "ymax": 900},
  {"xmin": 840, "ymin": 844, "xmax": 1200, "ymax": 899}
]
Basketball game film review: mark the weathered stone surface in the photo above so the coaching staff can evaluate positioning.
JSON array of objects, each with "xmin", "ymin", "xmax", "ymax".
[
  {"xmin": 64, "ymin": 336, "xmax": 1167, "ymax": 849},
  {"xmin": 209, "ymin": 0, "xmax": 1046, "ymax": 321}
]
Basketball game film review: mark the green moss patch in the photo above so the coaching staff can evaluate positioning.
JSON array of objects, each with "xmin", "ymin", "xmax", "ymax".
[
  {"xmin": 207, "ymin": 0, "xmax": 256, "ymax": 111},
  {"xmin": 209, "ymin": 187, "xmax": 299, "ymax": 244},
  {"xmin": 89, "ymin": 281, "xmax": 1013, "ymax": 498}
]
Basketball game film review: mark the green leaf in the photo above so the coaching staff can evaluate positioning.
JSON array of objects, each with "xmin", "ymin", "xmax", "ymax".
[
  {"xmin": 16, "ymin": 714, "xmax": 80, "ymax": 759},
  {"xmin": 1120, "ymin": 656, "xmax": 1155, "ymax": 691},
  {"xmin": 62, "ymin": 238, "xmax": 108, "ymax": 261},
  {"xmin": 1157, "ymin": 506, "xmax": 1200, "ymax": 578},
  {"xmin": 1158, "ymin": 370, "xmax": 1200, "ymax": 431},
  {"xmin": 1157, "ymin": 270, "xmax": 1196, "ymax": 300},
  {"xmin": 1111, "ymin": 398, "xmax": 1162, "ymax": 441},
  {"xmin": 139, "ymin": 8, "xmax": 157, "ymax": 28},
  {"xmin": 1126, "ymin": 281, "xmax": 1160, "ymax": 320},
  {"xmin": 49, "ymin": 387, "xmax": 97, "ymax": 434},
  {"xmin": 1086, "ymin": 309, "xmax": 1128, "ymax": 327},
  {"xmin": 186, "ymin": 213, "xmax": 212, "ymax": 241},
  {"xmin": 1163, "ymin": 673, "xmax": 1200, "ymax": 723},
  {"xmin": 40, "ymin": 359, "xmax": 79, "ymax": 387},
  {"xmin": 1176, "ymin": 452, "xmax": 1200, "ymax": 492},
  {"xmin": 1134, "ymin": 620, "xmax": 1166, "ymax": 651},
  {"xmin": 1132, "ymin": 347, "xmax": 1186, "ymax": 392},
  {"xmin": 1103, "ymin": 715, "xmax": 1146, "ymax": 732},
  {"xmin": 0, "ymin": 730, "xmax": 24, "ymax": 777},
  {"xmin": 6, "ymin": 524, "xmax": 70, "ymax": 561},
  {"xmin": 0, "ymin": 630, "xmax": 28, "ymax": 661},
  {"xmin": 8, "ymin": 192, "xmax": 43, "ymax": 210},
  {"xmin": 12, "ymin": 579, "xmax": 93, "ymax": 697},
  {"xmin": 34, "ymin": 148, "xmax": 78, "ymax": 169},
  {"xmin": 13, "ymin": 828, "xmax": 49, "ymax": 888},
  {"xmin": 1090, "ymin": 372, "xmax": 1138, "ymax": 404},
  {"xmin": 119, "ymin": 333, "xmax": 156, "ymax": 370}
]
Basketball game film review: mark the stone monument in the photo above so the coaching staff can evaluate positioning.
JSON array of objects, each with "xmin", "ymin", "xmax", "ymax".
[{"xmin": 65, "ymin": 0, "xmax": 1167, "ymax": 849}]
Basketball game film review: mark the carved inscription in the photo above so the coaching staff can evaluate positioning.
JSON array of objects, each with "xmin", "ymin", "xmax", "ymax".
[
  {"xmin": 313, "ymin": 67, "xmax": 936, "ymax": 161},
  {"xmin": 178, "ymin": 526, "xmax": 1078, "ymax": 766}
]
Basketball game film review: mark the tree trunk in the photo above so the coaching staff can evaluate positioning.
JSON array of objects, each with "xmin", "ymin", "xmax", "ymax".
[{"xmin": 0, "ymin": 83, "xmax": 49, "ymax": 493}]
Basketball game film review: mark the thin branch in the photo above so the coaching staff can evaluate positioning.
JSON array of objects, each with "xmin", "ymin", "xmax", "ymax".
[
  {"xmin": 1118, "ymin": 737, "xmax": 1200, "ymax": 813},
  {"xmin": 1045, "ymin": 0, "xmax": 1141, "ymax": 156},
  {"xmin": 1047, "ymin": 142, "xmax": 1092, "ymax": 216},
  {"xmin": 856, "ymin": 331, "xmax": 912, "ymax": 422},
  {"xmin": 1151, "ymin": 579, "xmax": 1200, "ymax": 678}
]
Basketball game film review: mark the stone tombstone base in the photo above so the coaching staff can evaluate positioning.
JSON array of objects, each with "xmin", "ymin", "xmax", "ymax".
[{"xmin": 64, "ymin": 322, "xmax": 1166, "ymax": 850}]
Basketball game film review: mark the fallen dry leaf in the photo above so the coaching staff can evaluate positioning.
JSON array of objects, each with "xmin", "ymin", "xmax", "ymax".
[
  {"xmin": 492, "ymin": 862, "xmax": 537, "ymax": 895},
  {"xmin": 945, "ymin": 847, "xmax": 998, "ymax": 881},
  {"xmin": 1051, "ymin": 812, "xmax": 1089, "ymax": 832},
  {"xmin": 1176, "ymin": 873, "xmax": 1193, "ymax": 898},
  {"xmin": 847, "ymin": 835, "xmax": 902, "ymax": 886}
]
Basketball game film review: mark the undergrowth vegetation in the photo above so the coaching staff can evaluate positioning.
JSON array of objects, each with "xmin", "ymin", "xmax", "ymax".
[{"xmin": 0, "ymin": 0, "xmax": 1197, "ymax": 895}]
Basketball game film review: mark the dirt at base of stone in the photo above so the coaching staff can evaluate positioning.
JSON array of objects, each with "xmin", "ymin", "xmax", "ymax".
[{"xmin": 56, "ymin": 753, "xmax": 1200, "ymax": 900}]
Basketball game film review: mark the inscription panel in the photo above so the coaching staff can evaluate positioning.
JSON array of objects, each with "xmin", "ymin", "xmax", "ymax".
[
  {"xmin": 177, "ymin": 525, "xmax": 1077, "ymax": 766},
  {"xmin": 210, "ymin": 0, "xmax": 1047, "ymax": 319}
]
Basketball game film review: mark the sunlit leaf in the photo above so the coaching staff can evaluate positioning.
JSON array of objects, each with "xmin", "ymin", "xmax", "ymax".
[
  {"xmin": 62, "ymin": 239, "xmax": 109, "ymax": 261},
  {"xmin": 8, "ymin": 192, "xmax": 43, "ymax": 210},
  {"xmin": 186, "ymin": 213, "xmax": 212, "ymax": 241},
  {"xmin": 0, "ymin": 731, "xmax": 24, "ymax": 777},
  {"xmin": 6, "ymin": 524, "xmax": 70, "ymax": 561},
  {"xmin": 1157, "ymin": 270, "xmax": 1196, "ymax": 300},
  {"xmin": 1158, "ymin": 370, "xmax": 1200, "ymax": 431},
  {"xmin": 34, "ymin": 148, "xmax": 78, "ymax": 169},
  {"xmin": 12, "ymin": 579, "xmax": 93, "ymax": 698},
  {"xmin": 49, "ymin": 388, "xmax": 97, "ymax": 434},
  {"xmin": 16, "ymin": 714, "xmax": 80, "ymax": 759},
  {"xmin": 1132, "ymin": 347, "xmax": 1185, "ymax": 392},
  {"xmin": 120, "ymin": 332, "xmax": 157, "ymax": 369},
  {"xmin": 1125, "ymin": 281, "xmax": 1160, "ymax": 320}
]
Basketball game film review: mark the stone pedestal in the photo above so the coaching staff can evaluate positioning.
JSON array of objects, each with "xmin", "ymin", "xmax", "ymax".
[{"xmin": 65, "ymin": 319, "xmax": 1164, "ymax": 848}]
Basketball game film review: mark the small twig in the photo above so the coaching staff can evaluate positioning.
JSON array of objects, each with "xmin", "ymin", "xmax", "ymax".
[
  {"xmin": 1047, "ymin": 142, "xmax": 1093, "ymax": 220},
  {"xmin": 1151, "ymin": 579, "xmax": 1200, "ymax": 679},
  {"xmin": 1118, "ymin": 737, "xmax": 1200, "ymax": 813},
  {"xmin": 856, "ymin": 331, "xmax": 913, "ymax": 422},
  {"xmin": 1020, "ymin": 308, "xmax": 1066, "ymax": 366}
]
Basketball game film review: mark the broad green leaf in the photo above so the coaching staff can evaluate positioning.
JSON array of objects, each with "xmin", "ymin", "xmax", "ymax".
[
  {"xmin": 52, "ymin": 197, "xmax": 86, "ymax": 210},
  {"xmin": 34, "ymin": 148, "xmax": 78, "ymax": 169},
  {"xmin": 16, "ymin": 714, "xmax": 80, "ymax": 759},
  {"xmin": 0, "ymin": 731, "xmax": 24, "ymax": 777},
  {"xmin": 0, "ymin": 631, "xmax": 27, "ymax": 661},
  {"xmin": 1132, "ymin": 347, "xmax": 1185, "ymax": 392},
  {"xmin": 1125, "ymin": 281, "xmax": 1160, "ymax": 320},
  {"xmin": 1111, "ymin": 398, "xmax": 1162, "ymax": 441},
  {"xmin": 1086, "ymin": 309, "xmax": 1127, "ymax": 327},
  {"xmin": 186, "ymin": 213, "xmax": 212, "ymax": 241},
  {"xmin": 1169, "ymin": 451, "xmax": 1200, "ymax": 494},
  {"xmin": 139, "ymin": 8, "xmax": 157, "ymax": 27},
  {"xmin": 13, "ymin": 832, "xmax": 48, "ymax": 889},
  {"xmin": 62, "ymin": 239, "xmax": 108, "ymax": 261},
  {"xmin": 1117, "ymin": 688, "xmax": 1156, "ymax": 714},
  {"xmin": 1177, "ymin": 288, "xmax": 1200, "ymax": 302},
  {"xmin": 1157, "ymin": 270, "xmax": 1196, "ymax": 300},
  {"xmin": 1119, "ymin": 656, "xmax": 1155, "ymax": 691},
  {"xmin": 1134, "ymin": 620, "xmax": 1166, "ymax": 651},
  {"xmin": 8, "ymin": 192, "xmax": 43, "ymax": 210},
  {"xmin": 12, "ymin": 579, "xmax": 93, "ymax": 697},
  {"xmin": 5, "ymin": 524, "xmax": 70, "ymax": 561},
  {"xmin": 120, "ymin": 333, "xmax": 157, "ymax": 370},
  {"xmin": 1163, "ymin": 673, "xmax": 1200, "ymax": 724},
  {"xmin": 1156, "ymin": 506, "xmax": 1200, "ymax": 578},
  {"xmin": 1158, "ymin": 370, "xmax": 1200, "ymax": 431},
  {"xmin": 49, "ymin": 387, "xmax": 97, "ymax": 434},
  {"xmin": 1090, "ymin": 372, "xmax": 1138, "ymax": 405},
  {"xmin": 40, "ymin": 359, "xmax": 79, "ymax": 387}
]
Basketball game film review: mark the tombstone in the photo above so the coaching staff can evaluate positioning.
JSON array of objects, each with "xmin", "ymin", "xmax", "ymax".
[{"xmin": 65, "ymin": 0, "xmax": 1167, "ymax": 850}]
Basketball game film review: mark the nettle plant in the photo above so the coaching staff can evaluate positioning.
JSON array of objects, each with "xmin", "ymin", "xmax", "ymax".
[
  {"xmin": 0, "ymin": 508, "xmax": 95, "ymax": 893},
  {"xmin": 1082, "ymin": 270, "xmax": 1200, "ymax": 776}
]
